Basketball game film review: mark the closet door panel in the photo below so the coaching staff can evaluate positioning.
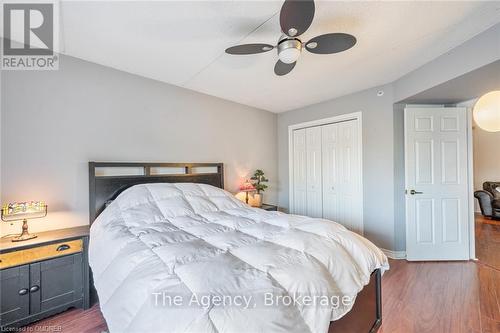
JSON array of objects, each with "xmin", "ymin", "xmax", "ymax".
[
  {"xmin": 306, "ymin": 127, "xmax": 323, "ymax": 218},
  {"xmin": 339, "ymin": 196, "xmax": 355, "ymax": 230},
  {"xmin": 321, "ymin": 123, "xmax": 340, "ymax": 221},
  {"xmin": 338, "ymin": 120, "xmax": 362, "ymax": 233},
  {"xmin": 293, "ymin": 129, "xmax": 307, "ymax": 215}
]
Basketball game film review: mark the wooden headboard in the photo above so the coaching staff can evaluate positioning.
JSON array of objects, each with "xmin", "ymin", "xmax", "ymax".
[{"xmin": 88, "ymin": 162, "xmax": 224, "ymax": 224}]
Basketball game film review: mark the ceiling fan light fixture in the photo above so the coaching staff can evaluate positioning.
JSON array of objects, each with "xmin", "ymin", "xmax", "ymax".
[
  {"xmin": 278, "ymin": 39, "xmax": 302, "ymax": 64},
  {"xmin": 279, "ymin": 48, "xmax": 301, "ymax": 64}
]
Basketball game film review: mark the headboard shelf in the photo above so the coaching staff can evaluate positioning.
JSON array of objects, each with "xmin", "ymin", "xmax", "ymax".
[
  {"xmin": 94, "ymin": 172, "xmax": 221, "ymax": 180},
  {"xmin": 88, "ymin": 162, "xmax": 224, "ymax": 223}
]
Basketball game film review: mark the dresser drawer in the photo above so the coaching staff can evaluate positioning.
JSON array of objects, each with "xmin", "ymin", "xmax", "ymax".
[{"xmin": 0, "ymin": 239, "xmax": 83, "ymax": 269}]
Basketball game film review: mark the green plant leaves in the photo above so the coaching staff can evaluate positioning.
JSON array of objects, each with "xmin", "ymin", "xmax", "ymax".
[{"xmin": 251, "ymin": 169, "xmax": 269, "ymax": 193}]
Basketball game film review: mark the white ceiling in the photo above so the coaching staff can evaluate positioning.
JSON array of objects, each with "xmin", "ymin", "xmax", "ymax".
[{"xmin": 56, "ymin": 1, "xmax": 500, "ymax": 112}]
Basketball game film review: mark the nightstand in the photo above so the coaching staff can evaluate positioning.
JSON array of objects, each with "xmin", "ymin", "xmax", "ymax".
[
  {"xmin": 0, "ymin": 226, "xmax": 90, "ymax": 329},
  {"xmin": 261, "ymin": 204, "xmax": 278, "ymax": 211}
]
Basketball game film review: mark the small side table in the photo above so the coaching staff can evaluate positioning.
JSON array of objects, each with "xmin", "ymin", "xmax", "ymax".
[
  {"xmin": 0, "ymin": 226, "xmax": 90, "ymax": 328},
  {"xmin": 260, "ymin": 204, "xmax": 278, "ymax": 211}
]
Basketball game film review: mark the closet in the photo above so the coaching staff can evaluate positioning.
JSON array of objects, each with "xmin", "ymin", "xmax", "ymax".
[{"xmin": 291, "ymin": 118, "xmax": 363, "ymax": 234}]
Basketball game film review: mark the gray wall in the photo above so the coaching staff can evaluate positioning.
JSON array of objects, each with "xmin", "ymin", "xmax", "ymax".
[
  {"xmin": 394, "ymin": 24, "xmax": 500, "ymax": 102},
  {"xmin": 392, "ymin": 104, "xmax": 406, "ymax": 251},
  {"xmin": 1, "ymin": 55, "xmax": 277, "ymax": 234},
  {"xmin": 278, "ymin": 84, "xmax": 396, "ymax": 250},
  {"xmin": 278, "ymin": 23, "xmax": 500, "ymax": 252}
]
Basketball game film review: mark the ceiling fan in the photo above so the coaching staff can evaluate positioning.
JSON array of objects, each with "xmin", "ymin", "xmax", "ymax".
[{"xmin": 225, "ymin": 0, "xmax": 356, "ymax": 76}]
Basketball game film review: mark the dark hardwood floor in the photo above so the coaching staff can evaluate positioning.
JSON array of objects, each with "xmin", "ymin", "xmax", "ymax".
[
  {"xmin": 379, "ymin": 260, "xmax": 499, "ymax": 333},
  {"xmin": 25, "ymin": 217, "xmax": 500, "ymax": 333},
  {"xmin": 476, "ymin": 213, "xmax": 500, "ymax": 270}
]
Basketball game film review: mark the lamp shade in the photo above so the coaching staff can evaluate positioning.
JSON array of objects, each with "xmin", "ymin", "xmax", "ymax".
[
  {"xmin": 1, "ymin": 201, "xmax": 47, "ymax": 222},
  {"xmin": 1, "ymin": 201, "xmax": 47, "ymax": 242},
  {"xmin": 473, "ymin": 91, "xmax": 500, "ymax": 132},
  {"xmin": 239, "ymin": 180, "xmax": 255, "ymax": 192}
]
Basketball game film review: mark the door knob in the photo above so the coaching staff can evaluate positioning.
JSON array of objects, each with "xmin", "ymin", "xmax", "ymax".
[
  {"xmin": 18, "ymin": 288, "xmax": 28, "ymax": 295},
  {"xmin": 29, "ymin": 285, "xmax": 40, "ymax": 293},
  {"xmin": 410, "ymin": 190, "xmax": 423, "ymax": 195}
]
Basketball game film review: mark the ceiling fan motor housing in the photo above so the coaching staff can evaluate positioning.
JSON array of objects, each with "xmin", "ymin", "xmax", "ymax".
[{"xmin": 277, "ymin": 38, "xmax": 302, "ymax": 64}]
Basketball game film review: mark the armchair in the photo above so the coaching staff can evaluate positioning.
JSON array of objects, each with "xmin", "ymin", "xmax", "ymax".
[{"xmin": 474, "ymin": 181, "xmax": 500, "ymax": 220}]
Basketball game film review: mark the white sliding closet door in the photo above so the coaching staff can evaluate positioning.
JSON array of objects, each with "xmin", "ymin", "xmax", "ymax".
[
  {"xmin": 306, "ymin": 127, "xmax": 323, "ymax": 217},
  {"xmin": 291, "ymin": 116, "xmax": 362, "ymax": 234},
  {"xmin": 321, "ymin": 120, "xmax": 362, "ymax": 233},
  {"xmin": 293, "ymin": 129, "xmax": 307, "ymax": 215}
]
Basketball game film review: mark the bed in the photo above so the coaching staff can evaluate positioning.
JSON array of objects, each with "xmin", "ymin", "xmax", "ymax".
[{"xmin": 88, "ymin": 162, "xmax": 389, "ymax": 333}]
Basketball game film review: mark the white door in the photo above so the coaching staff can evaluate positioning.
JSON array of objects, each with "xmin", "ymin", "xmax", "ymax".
[
  {"xmin": 306, "ymin": 126, "xmax": 323, "ymax": 217},
  {"xmin": 322, "ymin": 120, "xmax": 362, "ymax": 233},
  {"xmin": 293, "ymin": 129, "xmax": 307, "ymax": 215},
  {"xmin": 405, "ymin": 107, "xmax": 469, "ymax": 260}
]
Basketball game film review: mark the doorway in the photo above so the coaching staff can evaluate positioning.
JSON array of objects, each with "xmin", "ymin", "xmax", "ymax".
[
  {"xmin": 472, "ymin": 115, "xmax": 500, "ymax": 269},
  {"xmin": 404, "ymin": 106, "xmax": 473, "ymax": 260}
]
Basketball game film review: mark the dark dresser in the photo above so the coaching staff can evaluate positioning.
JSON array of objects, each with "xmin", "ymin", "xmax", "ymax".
[{"xmin": 0, "ymin": 226, "xmax": 90, "ymax": 328}]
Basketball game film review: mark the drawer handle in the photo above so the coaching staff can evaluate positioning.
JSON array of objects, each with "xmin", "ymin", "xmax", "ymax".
[
  {"xmin": 29, "ymin": 285, "xmax": 40, "ymax": 293},
  {"xmin": 18, "ymin": 288, "xmax": 29, "ymax": 296},
  {"xmin": 56, "ymin": 244, "xmax": 71, "ymax": 251}
]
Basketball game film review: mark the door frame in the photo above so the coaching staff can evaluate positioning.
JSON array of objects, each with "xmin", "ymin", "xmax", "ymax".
[
  {"xmin": 403, "ymin": 105, "xmax": 475, "ymax": 260},
  {"xmin": 288, "ymin": 111, "xmax": 364, "ymax": 234},
  {"xmin": 466, "ymin": 107, "xmax": 475, "ymax": 259}
]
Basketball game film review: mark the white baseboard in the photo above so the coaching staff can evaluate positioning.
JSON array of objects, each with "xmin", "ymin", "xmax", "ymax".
[{"xmin": 381, "ymin": 248, "xmax": 407, "ymax": 259}]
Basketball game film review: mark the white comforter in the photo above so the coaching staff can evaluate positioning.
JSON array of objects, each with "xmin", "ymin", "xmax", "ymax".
[{"xmin": 89, "ymin": 183, "xmax": 389, "ymax": 333}]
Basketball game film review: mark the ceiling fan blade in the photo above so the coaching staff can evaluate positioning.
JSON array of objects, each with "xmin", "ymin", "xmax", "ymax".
[
  {"xmin": 305, "ymin": 33, "xmax": 356, "ymax": 54},
  {"xmin": 225, "ymin": 44, "xmax": 274, "ymax": 55},
  {"xmin": 274, "ymin": 60, "xmax": 296, "ymax": 76},
  {"xmin": 280, "ymin": 0, "xmax": 315, "ymax": 37}
]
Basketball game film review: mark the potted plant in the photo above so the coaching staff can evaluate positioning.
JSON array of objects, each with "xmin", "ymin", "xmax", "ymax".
[{"xmin": 250, "ymin": 169, "xmax": 268, "ymax": 207}]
